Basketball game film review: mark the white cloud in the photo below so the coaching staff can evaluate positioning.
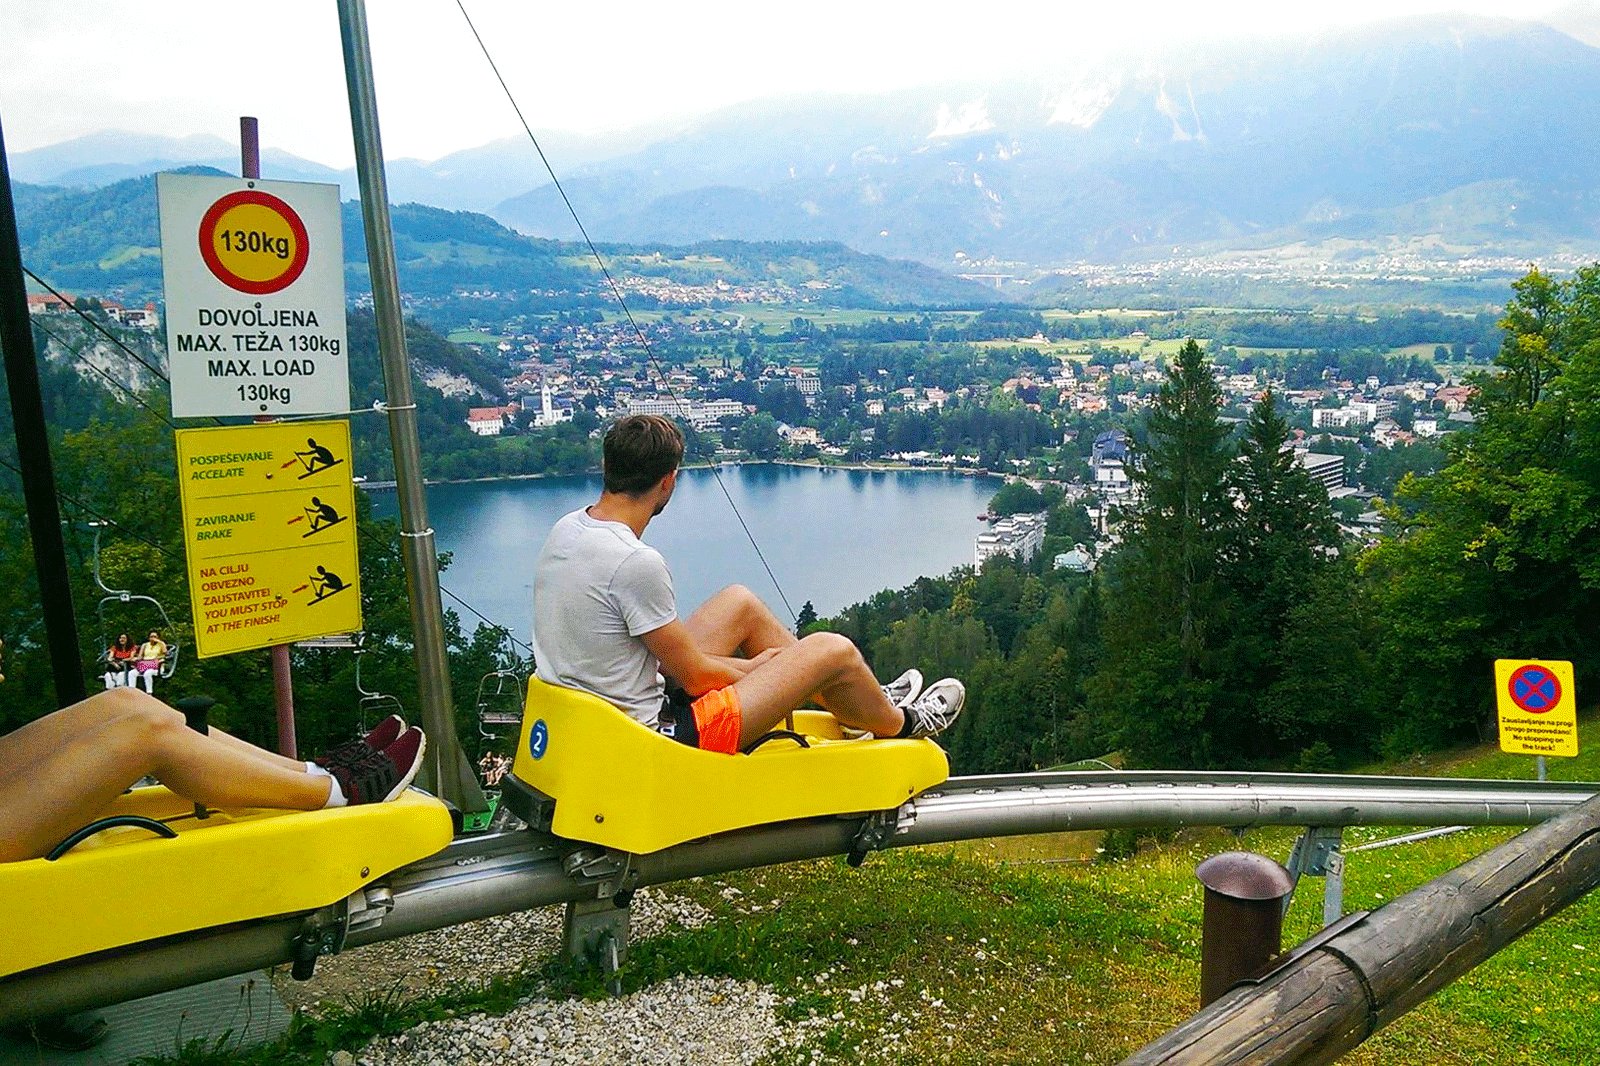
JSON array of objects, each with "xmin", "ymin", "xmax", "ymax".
[{"xmin": 0, "ymin": 0, "xmax": 1580, "ymax": 165}]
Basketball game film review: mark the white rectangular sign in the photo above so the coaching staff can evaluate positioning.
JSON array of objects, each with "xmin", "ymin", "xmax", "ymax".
[{"xmin": 158, "ymin": 173, "xmax": 350, "ymax": 418}]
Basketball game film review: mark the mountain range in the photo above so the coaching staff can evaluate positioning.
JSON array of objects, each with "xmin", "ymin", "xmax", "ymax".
[
  {"xmin": 492, "ymin": 17, "xmax": 1600, "ymax": 267},
  {"xmin": 14, "ymin": 15, "xmax": 1600, "ymax": 276},
  {"xmin": 13, "ymin": 169, "xmax": 989, "ymax": 309}
]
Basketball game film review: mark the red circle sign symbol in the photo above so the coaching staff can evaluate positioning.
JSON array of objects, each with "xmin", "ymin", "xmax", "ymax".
[
  {"xmin": 197, "ymin": 190, "xmax": 310, "ymax": 295},
  {"xmin": 1508, "ymin": 664, "xmax": 1561, "ymax": 714}
]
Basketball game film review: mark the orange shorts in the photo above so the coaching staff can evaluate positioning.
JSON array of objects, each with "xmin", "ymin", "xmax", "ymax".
[{"xmin": 690, "ymin": 686, "xmax": 743, "ymax": 754}]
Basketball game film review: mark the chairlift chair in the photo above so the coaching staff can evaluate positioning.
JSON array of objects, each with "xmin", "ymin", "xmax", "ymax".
[
  {"xmin": 90, "ymin": 523, "xmax": 180, "ymax": 680},
  {"xmin": 353, "ymin": 640, "xmax": 404, "ymax": 733},
  {"xmin": 476, "ymin": 669, "xmax": 526, "ymax": 740}
]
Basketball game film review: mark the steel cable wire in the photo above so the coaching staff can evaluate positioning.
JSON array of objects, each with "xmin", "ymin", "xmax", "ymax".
[{"xmin": 451, "ymin": 0, "xmax": 798, "ymax": 624}]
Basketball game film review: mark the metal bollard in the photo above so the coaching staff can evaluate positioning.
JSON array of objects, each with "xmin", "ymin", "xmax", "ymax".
[{"xmin": 1195, "ymin": 851, "xmax": 1295, "ymax": 1007}]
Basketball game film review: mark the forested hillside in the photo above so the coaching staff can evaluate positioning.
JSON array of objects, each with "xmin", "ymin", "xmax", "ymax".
[
  {"xmin": 826, "ymin": 270, "xmax": 1600, "ymax": 774},
  {"xmin": 9, "ymin": 268, "xmax": 1600, "ymax": 778}
]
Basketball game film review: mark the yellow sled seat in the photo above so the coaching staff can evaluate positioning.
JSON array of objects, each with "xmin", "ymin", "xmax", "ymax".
[
  {"xmin": 508, "ymin": 677, "xmax": 949, "ymax": 854},
  {"xmin": 0, "ymin": 787, "xmax": 452, "ymax": 980}
]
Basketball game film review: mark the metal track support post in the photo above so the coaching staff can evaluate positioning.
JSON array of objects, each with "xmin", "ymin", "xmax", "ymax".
[
  {"xmin": 335, "ymin": 0, "xmax": 485, "ymax": 814},
  {"xmin": 1282, "ymin": 825, "xmax": 1344, "ymax": 926},
  {"xmin": 0, "ymin": 113, "xmax": 86, "ymax": 707},
  {"xmin": 563, "ymin": 897, "xmax": 631, "ymax": 995}
]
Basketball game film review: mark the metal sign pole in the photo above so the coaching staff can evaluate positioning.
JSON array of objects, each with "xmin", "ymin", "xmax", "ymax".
[
  {"xmin": 0, "ymin": 112, "xmax": 87, "ymax": 707},
  {"xmin": 335, "ymin": 0, "xmax": 485, "ymax": 814},
  {"xmin": 239, "ymin": 114, "xmax": 300, "ymax": 759}
]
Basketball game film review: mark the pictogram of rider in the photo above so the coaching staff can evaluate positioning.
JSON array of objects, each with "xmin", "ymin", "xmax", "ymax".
[
  {"xmin": 303, "ymin": 496, "xmax": 345, "ymax": 536},
  {"xmin": 294, "ymin": 438, "xmax": 342, "ymax": 479},
  {"xmin": 309, "ymin": 565, "xmax": 348, "ymax": 603}
]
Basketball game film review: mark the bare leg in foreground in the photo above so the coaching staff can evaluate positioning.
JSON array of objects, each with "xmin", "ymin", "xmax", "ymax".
[{"xmin": 0, "ymin": 689, "xmax": 331, "ymax": 863}]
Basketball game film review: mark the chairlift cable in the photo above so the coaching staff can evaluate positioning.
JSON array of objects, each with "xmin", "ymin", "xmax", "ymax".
[
  {"xmin": 0, "ymin": 454, "xmax": 170, "ymax": 557},
  {"xmin": 23, "ymin": 265, "xmax": 228, "ymax": 427},
  {"xmin": 451, "ymin": 0, "xmax": 799, "ymax": 625},
  {"xmin": 439, "ymin": 583, "xmax": 535, "ymax": 657},
  {"xmin": 29, "ymin": 319, "xmax": 181, "ymax": 430}
]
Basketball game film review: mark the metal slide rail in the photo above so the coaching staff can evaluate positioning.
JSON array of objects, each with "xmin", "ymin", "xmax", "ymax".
[
  {"xmin": 897, "ymin": 769, "xmax": 1597, "ymax": 845},
  {"xmin": 3, "ymin": 770, "xmax": 1594, "ymax": 1023}
]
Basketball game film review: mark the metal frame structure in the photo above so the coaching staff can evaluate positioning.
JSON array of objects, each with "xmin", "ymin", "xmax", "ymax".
[
  {"xmin": 3, "ymin": 767, "xmax": 1592, "ymax": 1024},
  {"xmin": 334, "ymin": 0, "xmax": 485, "ymax": 816}
]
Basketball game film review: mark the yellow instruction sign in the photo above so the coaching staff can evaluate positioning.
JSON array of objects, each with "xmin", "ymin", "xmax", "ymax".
[
  {"xmin": 176, "ymin": 420, "xmax": 362, "ymax": 658},
  {"xmin": 1494, "ymin": 659, "xmax": 1578, "ymax": 758}
]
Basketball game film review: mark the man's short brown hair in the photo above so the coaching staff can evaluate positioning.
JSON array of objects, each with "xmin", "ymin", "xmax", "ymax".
[{"xmin": 603, "ymin": 415, "xmax": 684, "ymax": 495}]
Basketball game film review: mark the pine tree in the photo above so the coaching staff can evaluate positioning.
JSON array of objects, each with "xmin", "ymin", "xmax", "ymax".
[
  {"xmin": 1221, "ymin": 390, "xmax": 1350, "ymax": 762},
  {"xmin": 1089, "ymin": 339, "xmax": 1234, "ymax": 767}
]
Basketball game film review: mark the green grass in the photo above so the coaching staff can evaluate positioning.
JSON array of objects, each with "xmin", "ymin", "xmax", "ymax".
[
  {"xmin": 1040, "ymin": 309, "xmax": 1170, "ymax": 320},
  {"xmin": 1386, "ymin": 342, "xmax": 1449, "ymax": 359},
  {"xmin": 445, "ymin": 329, "xmax": 501, "ymax": 345},
  {"xmin": 731, "ymin": 305, "xmax": 928, "ymax": 329},
  {"xmin": 98, "ymin": 245, "xmax": 159, "ymax": 270},
  {"xmin": 1232, "ymin": 345, "xmax": 1307, "ymax": 358},
  {"xmin": 137, "ymin": 725, "xmax": 1600, "ymax": 1064}
]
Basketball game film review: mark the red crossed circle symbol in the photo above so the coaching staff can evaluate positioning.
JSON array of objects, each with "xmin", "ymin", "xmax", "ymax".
[{"xmin": 1508, "ymin": 664, "xmax": 1561, "ymax": 714}]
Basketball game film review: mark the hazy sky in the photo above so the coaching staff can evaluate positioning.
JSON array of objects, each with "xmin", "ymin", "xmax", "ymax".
[{"xmin": 0, "ymin": 0, "xmax": 1582, "ymax": 166}]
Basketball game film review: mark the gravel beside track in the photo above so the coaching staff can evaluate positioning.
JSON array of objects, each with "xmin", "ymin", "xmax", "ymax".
[
  {"xmin": 273, "ymin": 888, "xmax": 713, "ymax": 1013},
  {"xmin": 347, "ymin": 975, "xmax": 814, "ymax": 1065}
]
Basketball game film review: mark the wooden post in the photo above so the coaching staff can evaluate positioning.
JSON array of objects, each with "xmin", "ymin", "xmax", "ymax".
[
  {"xmin": 238, "ymin": 114, "xmax": 298, "ymax": 759},
  {"xmin": 1123, "ymin": 791, "xmax": 1600, "ymax": 1065}
]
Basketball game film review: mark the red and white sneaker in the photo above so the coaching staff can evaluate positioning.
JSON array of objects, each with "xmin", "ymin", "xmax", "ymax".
[
  {"xmin": 330, "ymin": 727, "xmax": 427, "ymax": 805},
  {"xmin": 315, "ymin": 714, "xmax": 406, "ymax": 769}
]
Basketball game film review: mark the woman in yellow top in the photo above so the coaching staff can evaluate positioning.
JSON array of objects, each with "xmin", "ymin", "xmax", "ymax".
[{"xmin": 133, "ymin": 631, "xmax": 168, "ymax": 694}]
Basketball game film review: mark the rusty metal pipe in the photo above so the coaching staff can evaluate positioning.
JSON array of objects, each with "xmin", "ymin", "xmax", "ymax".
[{"xmin": 1195, "ymin": 851, "xmax": 1294, "ymax": 1007}]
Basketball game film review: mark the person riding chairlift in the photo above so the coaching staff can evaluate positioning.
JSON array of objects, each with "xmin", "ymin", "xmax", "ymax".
[
  {"xmin": 132, "ymin": 630, "xmax": 167, "ymax": 694},
  {"xmin": 102, "ymin": 633, "xmax": 137, "ymax": 690}
]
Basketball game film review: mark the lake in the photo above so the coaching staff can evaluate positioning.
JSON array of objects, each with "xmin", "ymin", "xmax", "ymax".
[{"xmin": 370, "ymin": 464, "xmax": 1000, "ymax": 638}]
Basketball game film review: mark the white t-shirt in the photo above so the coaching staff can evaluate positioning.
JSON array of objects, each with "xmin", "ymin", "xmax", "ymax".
[{"xmin": 531, "ymin": 508, "xmax": 676, "ymax": 725}]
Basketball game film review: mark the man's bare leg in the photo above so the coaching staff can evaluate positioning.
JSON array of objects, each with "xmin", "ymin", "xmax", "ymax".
[
  {"xmin": 0, "ymin": 690, "xmax": 330, "ymax": 863},
  {"xmin": 687, "ymin": 585, "xmax": 910, "ymax": 730},
  {"xmin": 683, "ymin": 584, "xmax": 797, "ymax": 658},
  {"xmin": 731, "ymin": 633, "xmax": 904, "ymax": 747}
]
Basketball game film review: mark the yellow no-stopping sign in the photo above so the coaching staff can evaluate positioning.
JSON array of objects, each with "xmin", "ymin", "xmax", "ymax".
[{"xmin": 1495, "ymin": 659, "xmax": 1578, "ymax": 758}]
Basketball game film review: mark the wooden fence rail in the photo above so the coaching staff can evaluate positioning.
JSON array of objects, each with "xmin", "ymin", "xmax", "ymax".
[{"xmin": 1123, "ymin": 791, "xmax": 1600, "ymax": 1065}]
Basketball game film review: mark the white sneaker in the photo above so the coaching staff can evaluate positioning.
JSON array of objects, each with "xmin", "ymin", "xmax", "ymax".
[
  {"xmin": 881, "ymin": 668, "xmax": 924, "ymax": 709},
  {"xmin": 903, "ymin": 678, "xmax": 965, "ymax": 739}
]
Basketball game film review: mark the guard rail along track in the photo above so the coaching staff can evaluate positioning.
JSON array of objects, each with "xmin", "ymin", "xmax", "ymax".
[{"xmin": 3, "ymin": 769, "xmax": 1594, "ymax": 1023}]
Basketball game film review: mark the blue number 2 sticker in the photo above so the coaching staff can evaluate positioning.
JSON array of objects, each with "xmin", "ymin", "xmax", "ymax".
[{"xmin": 528, "ymin": 719, "xmax": 550, "ymax": 760}]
